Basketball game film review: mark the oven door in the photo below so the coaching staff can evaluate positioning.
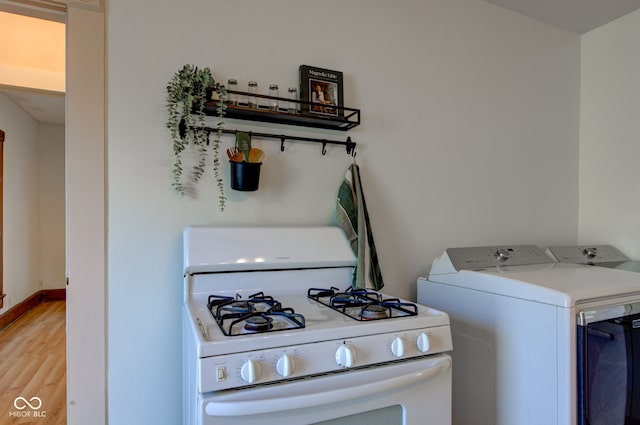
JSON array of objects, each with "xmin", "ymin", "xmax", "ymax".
[
  {"xmin": 577, "ymin": 303, "xmax": 640, "ymax": 425},
  {"xmin": 198, "ymin": 354, "xmax": 451, "ymax": 425}
]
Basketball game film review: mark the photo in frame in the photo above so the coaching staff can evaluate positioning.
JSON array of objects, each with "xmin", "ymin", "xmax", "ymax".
[{"xmin": 299, "ymin": 65, "xmax": 344, "ymax": 117}]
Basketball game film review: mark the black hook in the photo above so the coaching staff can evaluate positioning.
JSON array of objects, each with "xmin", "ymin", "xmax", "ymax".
[
  {"xmin": 345, "ymin": 136, "xmax": 354, "ymax": 155},
  {"xmin": 280, "ymin": 137, "xmax": 286, "ymax": 152},
  {"xmin": 321, "ymin": 141, "xmax": 327, "ymax": 156}
]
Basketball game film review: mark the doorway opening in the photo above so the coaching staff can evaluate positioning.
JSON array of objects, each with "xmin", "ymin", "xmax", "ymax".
[
  {"xmin": 0, "ymin": 8, "xmax": 67, "ymax": 423},
  {"xmin": 0, "ymin": 2, "xmax": 106, "ymax": 424}
]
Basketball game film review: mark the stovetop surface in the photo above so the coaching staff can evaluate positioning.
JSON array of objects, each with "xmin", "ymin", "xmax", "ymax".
[
  {"xmin": 189, "ymin": 292, "xmax": 448, "ymax": 357},
  {"xmin": 185, "ymin": 268, "xmax": 450, "ymax": 358}
]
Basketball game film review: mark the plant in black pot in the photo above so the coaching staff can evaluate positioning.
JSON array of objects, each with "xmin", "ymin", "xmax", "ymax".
[
  {"xmin": 166, "ymin": 64, "xmax": 228, "ymax": 210},
  {"xmin": 227, "ymin": 132, "xmax": 264, "ymax": 192}
]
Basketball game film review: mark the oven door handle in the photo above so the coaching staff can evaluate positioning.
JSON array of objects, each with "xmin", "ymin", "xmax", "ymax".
[{"xmin": 205, "ymin": 355, "xmax": 451, "ymax": 417}]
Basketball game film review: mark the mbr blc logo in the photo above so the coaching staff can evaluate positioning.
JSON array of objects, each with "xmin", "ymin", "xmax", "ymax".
[
  {"xmin": 9, "ymin": 396, "xmax": 46, "ymax": 418},
  {"xmin": 14, "ymin": 397, "xmax": 42, "ymax": 410}
]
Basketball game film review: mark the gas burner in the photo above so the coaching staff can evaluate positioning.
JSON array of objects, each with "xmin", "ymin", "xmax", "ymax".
[
  {"xmin": 308, "ymin": 287, "xmax": 418, "ymax": 321},
  {"xmin": 360, "ymin": 304, "xmax": 390, "ymax": 320},
  {"xmin": 218, "ymin": 310, "xmax": 305, "ymax": 336},
  {"xmin": 244, "ymin": 315, "xmax": 274, "ymax": 332}
]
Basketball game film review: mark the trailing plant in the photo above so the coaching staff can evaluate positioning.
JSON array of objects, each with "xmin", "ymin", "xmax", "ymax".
[
  {"xmin": 212, "ymin": 84, "xmax": 227, "ymax": 210},
  {"xmin": 166, "ymin": 64, "xmax": 227, "ymax": 211}
]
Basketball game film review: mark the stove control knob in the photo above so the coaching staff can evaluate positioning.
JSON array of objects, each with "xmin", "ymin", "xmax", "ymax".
[
  {"xmin": 335, "ymin": 344, "xmax": 356, "ymax": 368},
  {"xmin": 417, "ymin": 332, "xmax": 431, "ymax": 353},
  {"xmin": 391, "ymin": 337, "xmax": 405, "ymax": 358},
  {"xmin": 276, "ymin": 354, "xmax": 295, "ymax": 378},
  {"xmin": 240, "ymin": 359, "xmax": 262, "ymax": 384}
]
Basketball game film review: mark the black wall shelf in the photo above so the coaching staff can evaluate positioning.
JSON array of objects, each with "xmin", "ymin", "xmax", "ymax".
[
  {"xmin": 186, "ymin": 90, "xmax": 360, "ymax": 157},
  {"xmin": 203, "ymin": 90, "xmax": 360, "ymax": 131}
]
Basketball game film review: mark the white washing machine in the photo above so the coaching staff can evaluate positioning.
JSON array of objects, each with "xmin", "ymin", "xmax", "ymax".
[
  {"xmin": 417, "ymin": 245, "xmax": 640, "ymax": 425},
  {"xmin": 548, "ymin": 244, "xmax": 640, "ymax": 273}
]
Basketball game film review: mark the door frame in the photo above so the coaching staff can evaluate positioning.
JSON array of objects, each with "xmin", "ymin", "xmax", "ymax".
[
  {"xmin": 0, "ymin": 129, "xmax": 3, "ymax": 309},
  {"xmin": 65, "ymin": 2, "xmax": 106, "ymax": 424}
]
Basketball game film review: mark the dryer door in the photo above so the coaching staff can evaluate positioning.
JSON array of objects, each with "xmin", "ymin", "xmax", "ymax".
[{"xmin": 578, "ymin": 310, "xmax": 640, "ymax": 425}]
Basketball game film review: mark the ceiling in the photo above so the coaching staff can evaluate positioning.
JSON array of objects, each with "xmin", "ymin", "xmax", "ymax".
[
  {"xmin": 3, "ymin": 88, "xmax": 65, "ymax": 125},
  {"xmin": 4, "ymin": 0, "xmax": 640, "ymax": 127},
  {"xmin": 485, "ymin": 0, "xmax": 640, "ymax": 34},
  {"xmin": 0, "ymin": 10, "xmax": 65, "ymax": 125}
]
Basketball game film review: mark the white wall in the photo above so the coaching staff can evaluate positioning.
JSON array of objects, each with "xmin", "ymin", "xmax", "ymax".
[
  {"xmin": 0, "ymin": 92, "xmax": 41, "ymax": 313},
  {"xmin": 579, "ymin": 9, "xmax": 640, "ymax": 258},
  {"xmin": 107, "ymin": 0, "xmax": 580, "ymax": 423},
  {"xmin": 38, "ymin": 123, "xmax": 65, "ymax": 290},
  {"xmin": 0, "ymin": 95, "xmax": 66, "ymax": 314}
]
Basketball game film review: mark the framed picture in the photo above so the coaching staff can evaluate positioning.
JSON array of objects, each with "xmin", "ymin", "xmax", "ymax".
[{"xmin": 299, "ymin": 65, "xmax": 344, "ymax": 117}]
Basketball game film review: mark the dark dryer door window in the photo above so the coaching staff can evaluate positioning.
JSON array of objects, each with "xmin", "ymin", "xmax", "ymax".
[{"xmin": 578, "ymin": 309, "xmax": 640, "ymax": 425}]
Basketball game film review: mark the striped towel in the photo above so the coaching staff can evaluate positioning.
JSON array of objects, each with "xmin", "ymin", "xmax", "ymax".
[{"xmin": 336, "ymin": 163, "xmax": 384, "ymax": 290}]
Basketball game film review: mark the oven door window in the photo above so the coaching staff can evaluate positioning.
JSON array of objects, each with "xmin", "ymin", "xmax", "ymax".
[{"xmin": 578, "ymin": 313, "xmax": 640, "ymax": 425}]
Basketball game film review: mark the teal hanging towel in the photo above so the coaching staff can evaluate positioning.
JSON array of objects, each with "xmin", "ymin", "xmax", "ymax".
[{"xmin": 336, "ymin": 163, "xmax": 384, "ymax": 290}]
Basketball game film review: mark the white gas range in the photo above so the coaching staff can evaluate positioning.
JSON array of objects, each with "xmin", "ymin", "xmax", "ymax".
[{"xmin": 182, "ymin": 226, "xmax": 453, "ymax": 425}]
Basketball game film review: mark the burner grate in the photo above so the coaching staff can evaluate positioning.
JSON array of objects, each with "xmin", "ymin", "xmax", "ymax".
[
  {"xmin": 207, "ymin": 292, "xmax": 305, "ymax": 336},
  {"xmin": 308, "ymin": 287, "xmax": 418, "ymax": 321}
]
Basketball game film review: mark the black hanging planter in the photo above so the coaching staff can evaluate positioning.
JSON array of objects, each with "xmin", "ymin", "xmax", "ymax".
[{"xmin": 229, "ymin": 161, "xmax": 262, "ymax": 191}]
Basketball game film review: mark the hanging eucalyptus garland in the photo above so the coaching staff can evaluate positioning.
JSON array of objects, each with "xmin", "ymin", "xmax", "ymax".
[
  {"xmin": 166, "ymin": 64, "xmax": 227, "ymax": 211},
  {"xmin": 212, "ymin": 84, "xmax": 227, "ymax": 210}
]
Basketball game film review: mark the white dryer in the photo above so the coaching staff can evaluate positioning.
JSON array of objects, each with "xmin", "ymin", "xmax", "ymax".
[{"xmin": 417, "ymin": 245, "xmax": 640, "ymax": 425}]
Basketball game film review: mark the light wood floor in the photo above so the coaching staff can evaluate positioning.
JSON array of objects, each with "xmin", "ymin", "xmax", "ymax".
[{"xmin": 0, "ymin": 301, "xmax": 66, "ymax": 425}]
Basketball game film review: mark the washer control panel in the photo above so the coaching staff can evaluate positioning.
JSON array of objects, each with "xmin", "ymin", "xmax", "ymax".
[{"xmin": 444, "ymin": 245, "xmax": 553, "ymax": 271}]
